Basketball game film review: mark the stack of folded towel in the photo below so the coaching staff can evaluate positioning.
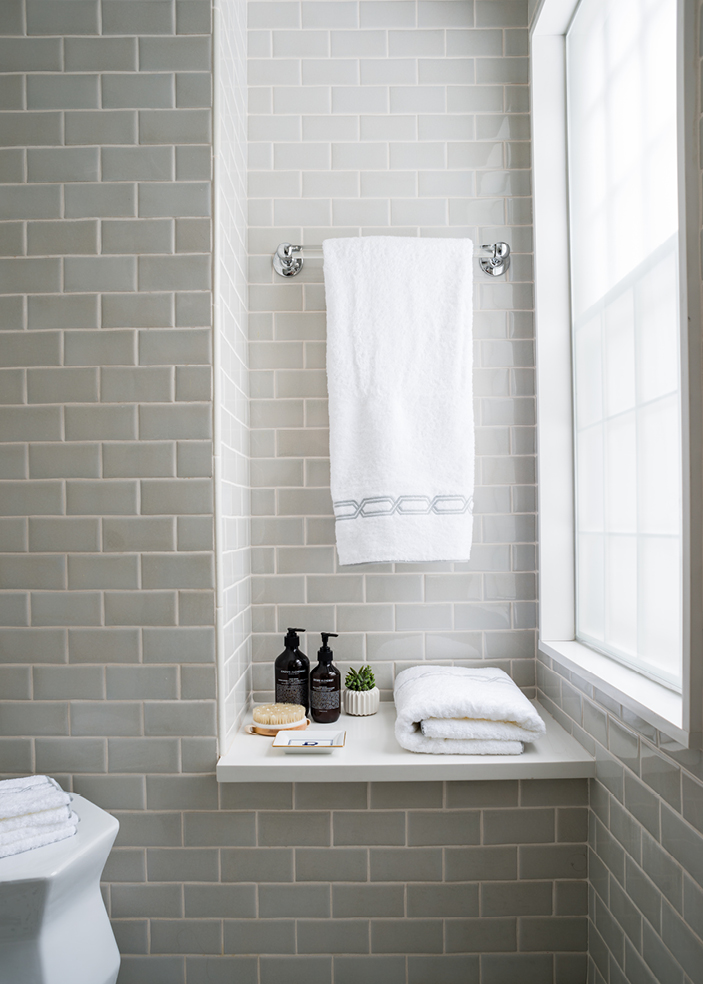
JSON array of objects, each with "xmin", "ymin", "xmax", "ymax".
[
  {"xmin": 394, "ymin": 666, "xmax": 547, "ymax": 755},
  {"xmin": 0, "ymin": 775, "xmax": 78, "ymax": 859}
]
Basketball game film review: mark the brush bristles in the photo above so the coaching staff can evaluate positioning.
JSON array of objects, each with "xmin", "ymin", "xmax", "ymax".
[{"xmin": 252, "ymin": 703, "xmax": 306, "ymax": 726}]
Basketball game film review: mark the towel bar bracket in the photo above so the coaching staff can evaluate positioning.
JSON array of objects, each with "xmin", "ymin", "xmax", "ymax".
[
  {"xmin": 273, "ymin": 241, "xmax": 510, "ymax": 278},
  {"xmin": 273, "ymin": 242, "xmax": 305, "ymax": 277},
  {"xmin": 478, "ymin": 241, "xmax": 510, "ymax": 277}
]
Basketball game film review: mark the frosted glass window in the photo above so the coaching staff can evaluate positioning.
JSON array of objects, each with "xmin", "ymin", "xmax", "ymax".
[{"xmin": 567, "ymin": 0, "xmax": 683, "ymax": 689}]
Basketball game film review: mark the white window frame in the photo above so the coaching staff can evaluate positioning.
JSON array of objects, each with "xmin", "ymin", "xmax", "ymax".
[{"xmin": 531, "ymin": 0, "xmax": 702, "ymax": 745}]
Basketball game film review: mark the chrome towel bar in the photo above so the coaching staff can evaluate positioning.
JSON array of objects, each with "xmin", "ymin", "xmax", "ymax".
[{"xmin": 273, "ymin": 241, "xmax": 511, "ymax": 279}]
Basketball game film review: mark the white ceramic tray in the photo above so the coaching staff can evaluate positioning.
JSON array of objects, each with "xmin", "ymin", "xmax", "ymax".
[{"xmin": 272, "ymin": 730, "xmax": 347, "ymax": 754}]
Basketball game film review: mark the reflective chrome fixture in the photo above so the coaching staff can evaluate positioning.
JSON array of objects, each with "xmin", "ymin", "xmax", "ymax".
[{"xmin": 273, "ymin": 241, "xmax": 511, "ymax": 278}]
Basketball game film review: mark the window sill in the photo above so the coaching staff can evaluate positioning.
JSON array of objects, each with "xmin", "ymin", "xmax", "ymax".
[
  {"xmin": 216, "ymin": 701, "xmax": 595, "ymax": 783},
  {"xmin": 539, "ymin": 639, "xmax": 691, "ymax": 746}
]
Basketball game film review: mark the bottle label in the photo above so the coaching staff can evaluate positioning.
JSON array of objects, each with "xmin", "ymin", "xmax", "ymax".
[
  {"xmin": 277, "ymin": 674, "xmax": 308, "ymax": 706},
  {"xmin": 311, "ymin": 689, "xmax": 340, "ymax": 711}
]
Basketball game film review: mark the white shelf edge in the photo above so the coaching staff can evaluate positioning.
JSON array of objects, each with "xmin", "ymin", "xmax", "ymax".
[{"xmin": 217, "ymin": 701, "xmax": 595, "ymax": 783}]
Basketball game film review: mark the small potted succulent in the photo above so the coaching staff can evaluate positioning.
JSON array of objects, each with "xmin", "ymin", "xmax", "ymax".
[{"xmin": 344, "ymin": 665, "xmax": 380, "ymax": 716}]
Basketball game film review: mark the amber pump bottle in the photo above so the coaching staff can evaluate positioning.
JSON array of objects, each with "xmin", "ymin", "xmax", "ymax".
[
  {"xmin": 274, "ymin": 628, "xmax": 310, "ymax": 714},
  {"xmin": 310, "ymin": 633, "xmax": 341, "ymax": 724}
]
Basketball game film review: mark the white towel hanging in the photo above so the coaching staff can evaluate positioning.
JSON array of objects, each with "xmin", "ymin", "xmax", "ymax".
[{"xmin": 323, "ymin": 236, "xmax": 475, "ymax": 565}]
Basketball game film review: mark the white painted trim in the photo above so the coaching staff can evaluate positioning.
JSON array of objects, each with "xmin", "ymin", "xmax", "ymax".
[
  {"xmin": 531, "ymin": 0, "xmax": 702, "ymax": 747},
  {"xmin": 540, "ymin": 639, "xmax": 688, "ymax": 744},
  {"xmin": 531, "ymin": 31, "xmax": 574, "ymax": 644},
  {"xmin": 531, "ymin": 0, "xmax": 577, "ymax": 34}
]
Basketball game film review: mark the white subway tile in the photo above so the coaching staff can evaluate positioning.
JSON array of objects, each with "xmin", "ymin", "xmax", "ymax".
[
  {"xmin": 360, "ymin": 2, "xmax": 416, "ymax": 29},
  {"xmin": 332, "ymin": 199, "xmax": 391, "ymax": 226},
  {"xmin": 375, "ymin": 119, "xmax": 431, "ymax": 150},
  {"xmin": 419, "ymin": 170, "xmax": 475, "ymax": 197},
  {"xmin": 361, "ymin": 171, "xmax": 416, "ymax": 198},
  {"xmin": 449, "ymin": 86, "xmax": 505, "ymax": 113},
  {"xmin": 249, "ymin": 114, "xmax": 302, "ymax": 141},
  {"xmin": 332, "ymin": 85, "xmax": 389, "ymax": 115},
  {"xmin": 419, "ymin": 58, "xmax": 475, "ymax": 85},
  {"xmin": 301, "ymin": 2, "xmax": 359, "ymax": 30},
  {"xmin": 505, "ymin": 141, "xmax": 532, "ymax": 169},
  {"xmin": 273, "ymin": 30, "xmax": 330, "ymax": 58},
  {"xmin": 249, "ymin": 87, "xmax": 274, "ymax": 114},
  {"xmin": 249, "ymin": 2, "xmax": 301, "ymax": 30},
  {"xmin": 390, "ymin": 85, "xmax": 446, "ymax": 114},
  {"xmin": 303, "ymin": 114, "xmax": 359, "ymax": 141},
  {"xmin": 249, "ymin": 58, "xmax": 302, "ymax": 86},
  {"xmin": 249, "ymin": 142, "xmax": 274, "ymax": 169},
  {"xmin": 273, "ymin": 197, "xmax": 332, "ymax": 226},
  {"xmin": 448, "ymin": 141, "xmax": 501, "ymax": 167},
  {"xmin": 389, "ymin": 29, "xmax": 445, "ymax": 57},
  {"xmin": 248, "ymin": 29, "xmax": 272, "ymax": 58},
  {"xmin": 476, "ymin": 57, "xmax": 529, "ymax": 85},
  {"xmin": 274, "ymin": 142, "xmax": 331, "ymax": 170},
  {"xmin": 360, "ymin": 58, "xmax": 418, "ymax": 86},
  {"xmin": 273, "ymin": 85, "xmax": 332, "ymax": 115},
  {"xmin": 389, "ymin": 142, "xmax": 446, "ymax": 169},
  {"xmin": 419, "ymin": 1, "xmax": 475, "ymax": 28},
  {"xmin": 505, "ymin": 29, "xmax": 529, "ymax": 56},
  {"xmin": 250, "ymin": 170, "xmax": 302, "ymax": 198},
  {"xmin": 390, "ymin": 198, "xmax": 447, "ymax": 225},
  {"xmin": 447, "ymin": 29, "xmax": 503, "ymax": 56},
  {"xmin": 332, "ymin": 142, "xmax": 388, "ymax": 170},
  {"xmin": 476, "ymin": 170, "xmax": 531, "ymax": 197},
  {"xmin": 302, "ymin": 171, "xmax": 359, "ymax": 197},
  {"xmin": 302, "ymin": 59, "xmax": 359, "ymax": 86},
  {"xmin": 248, "ymin": 198, "xmax": 275, "ymax": 226},
  {"xmin": 330, "ymin": 30, "xmax": 386, "ymax": 57},
  {"xmin": 475, "ymin": 1, "xmax": 528, "ymax": 28},
  {"xmin": 449, "ymin": 197, "xmax": 505, "ymax": 225},
  {"xmin": 504, "ymin": 86, "xmax": 530, "ymax": 113},
  {"xmin": 506, "ymin": 197, "xmax": 532, "ymax": 225}
]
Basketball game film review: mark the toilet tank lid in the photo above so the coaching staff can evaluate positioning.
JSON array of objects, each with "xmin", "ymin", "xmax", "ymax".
[{"xmin": 0, "ymin": 794, "xmax": 119, "ymax": 883}]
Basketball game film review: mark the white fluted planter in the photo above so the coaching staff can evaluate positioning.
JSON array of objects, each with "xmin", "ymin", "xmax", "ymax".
[{"xmin": 344, "ymin": 687, "xmax": 380, "ymax": 716}]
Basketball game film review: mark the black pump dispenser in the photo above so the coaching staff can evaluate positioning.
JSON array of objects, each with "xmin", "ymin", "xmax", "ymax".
[
  {"xmin": 275, "ymin": 628, "xmax": 310, "ymax": 713},
  {"xmin": 284, "ymin": 627, "xmax": 303, "ymax": 649},
  {"xmin": 310, "ymin": 633, "xmax": 341, "ymax": 724},
  {"xmin": 317, "ymin": 633, "xmax": 337, "ymax": 663}
]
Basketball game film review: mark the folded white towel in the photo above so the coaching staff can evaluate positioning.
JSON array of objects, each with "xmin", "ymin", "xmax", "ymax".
[
  {"xmin": 0, "ymin": 776, "xmax": 69, "ymax": 821},
  {"xmin": 0, "ymin": 775, "xmax": 51, "ymax": 794},
  {"xmin": 0, "ymin": 776, "xmax": 77, "ymax": 858},
  {"xmin": 394, "ymin": 665, "xmax": 546, "ymax": 755},
  {"xmin": 323, "ymin": 236, "xmax": 475, "ymax": 565},
  {"xmin": 0, "ymin": 812, "xmax": 78, "ymax": 850},
  {"xmin": 0, "ymin": 814, "xmax": 79, "ymax": 859},
  {"xmin": 0, "ymin": 803, "xmax": 73, "ymax": 837},
  {"xmin": 420, "ymin": 717, "xmax": 540, "ymax": 742}
]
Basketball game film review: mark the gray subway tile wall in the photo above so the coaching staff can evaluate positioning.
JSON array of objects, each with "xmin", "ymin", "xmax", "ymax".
[
  {"xmin": 537, "ymin": 652, "xmax": 703, "ymax": 984},
  {"xmin": 246, "ymin": 0, "xmax": 536, "ymax": 704},
  {"xmin": 0, "ymin": 0, "xmax": 702, "ymax": 982}
]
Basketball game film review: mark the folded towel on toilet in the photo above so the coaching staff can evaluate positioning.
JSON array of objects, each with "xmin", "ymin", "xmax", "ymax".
[
  {"xmin": 0, "ymin": 813, "xmax": 79, "ymax": 849},
  {"xmin": 0, "ymin": 803, "xmax": 73, "ymax": 837},
  {"xmin": 393, "ymin": 665, "xmax": 546, "ymax": 755},
  {"xmin": 0, "ymin": 776, "xmax": 77, "ymax": 858},
  {"xmin": 0, "ymin": 820, "xmax": 79, "ymax": 858},
  {"xmin": 0, "ymin": 775, "xmax": 70, "ymax": 821}
]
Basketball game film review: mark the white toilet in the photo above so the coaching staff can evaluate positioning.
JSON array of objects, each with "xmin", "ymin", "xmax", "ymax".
[{"xmin": 0, "ymin": 793, "xmax": 120, "ymax": 984}]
